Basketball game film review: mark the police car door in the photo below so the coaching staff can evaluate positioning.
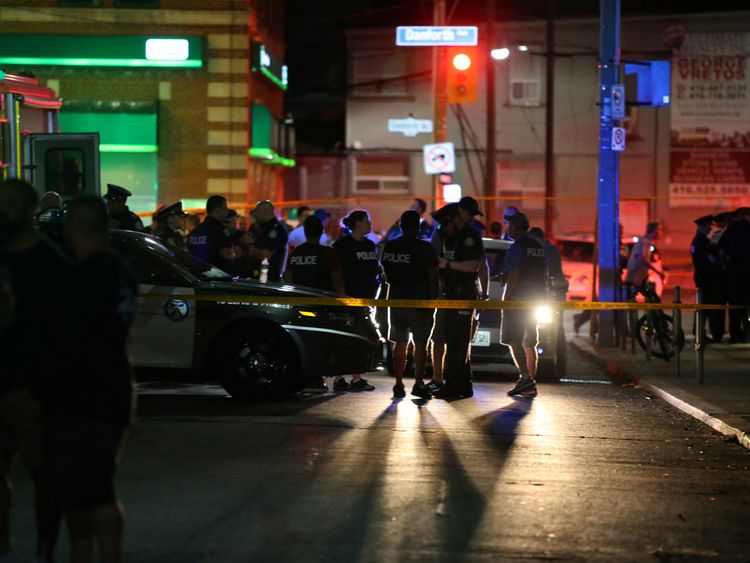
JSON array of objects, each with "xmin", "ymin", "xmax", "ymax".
[{"xmin": 114, "ymin": 237, "xmax": 195, "ymax": 369}]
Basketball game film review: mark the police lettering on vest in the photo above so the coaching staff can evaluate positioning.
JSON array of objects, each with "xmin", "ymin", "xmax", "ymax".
[
  {"xmin": 382, "ymin": 235, "xmax": 438, "ymax": 300},
  {"xmin": 288, "ymin": 242, "xmax": 341, "ymax": 292}
]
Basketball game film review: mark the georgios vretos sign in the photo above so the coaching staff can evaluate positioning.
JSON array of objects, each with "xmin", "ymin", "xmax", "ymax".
[{"xmin": 669, "ymin": 33, "xmax": 750, "ymax": 208}]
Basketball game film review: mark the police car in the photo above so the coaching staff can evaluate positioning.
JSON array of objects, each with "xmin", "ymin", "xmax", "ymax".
[
  {"xmin": 471, "ymin": 238, "xmax": 561, "ymax": 380},
  {"xmin": 109, "ymin": 231, "xmax": 384, "ymax": 399}
]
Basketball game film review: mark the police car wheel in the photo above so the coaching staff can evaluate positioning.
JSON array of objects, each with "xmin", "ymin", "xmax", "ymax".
[{"xmin": 214, "ymin": 325, "xmax": 298, "ymax": 401}]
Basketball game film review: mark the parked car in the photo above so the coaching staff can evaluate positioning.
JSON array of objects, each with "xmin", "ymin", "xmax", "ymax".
[
  {"xmin": 91, "ymin": 231, "xmax": 385, "ymax": 400},
  {"xmin": 471, "ymin": 238, "xmax": 561, "ymax": 380}
]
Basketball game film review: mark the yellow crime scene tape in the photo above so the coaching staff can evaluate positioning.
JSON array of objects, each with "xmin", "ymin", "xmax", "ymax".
[{"xmin": 142, "ymin": 293, "xmax": 735, "ymax": 311}]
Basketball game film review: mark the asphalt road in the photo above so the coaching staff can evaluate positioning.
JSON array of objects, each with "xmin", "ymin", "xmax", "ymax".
[{"xmin": 8, "ymin": 350, "xmax": 750, "ymax": 562}]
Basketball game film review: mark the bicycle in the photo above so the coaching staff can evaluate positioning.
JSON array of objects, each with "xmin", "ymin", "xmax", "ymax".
[{"xmin": 631, "ymin": 281, "xmax": 685, "ymax": 360}]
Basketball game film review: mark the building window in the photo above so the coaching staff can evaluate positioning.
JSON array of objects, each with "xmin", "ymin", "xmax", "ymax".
[
  {"xmin": 58, "ymin": 0, "xmax": 101, "ymax": 5},
  {"xmin": 115, "ymin": 0, "xmax": 159, "ymax": 7},
  {"xmin": 508, "ymin": 49, "xmax": 543, "ymax": 107},
  {"xmin": 353, "ymin": 154, "xmax": 409, "ymax": 193},
  {"xmin": 351, "ymin": 50, "xmax": 411, "ymax": 98}
]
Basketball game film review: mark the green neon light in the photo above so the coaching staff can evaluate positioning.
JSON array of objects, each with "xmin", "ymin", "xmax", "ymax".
[
  {"xmin": 260, "ymin": 66, "xmax": 288, "ymax": 91},
  {"xmin": 0, "ymin": 57, "xmax": 202, "ymax": 68},
  {"xmin": 248, "ymin": 147, "xmax": 295, "ymax": 167},
  {"xmin": 100, "ymin": 144, "xmax": 159, "ymax": 153}
]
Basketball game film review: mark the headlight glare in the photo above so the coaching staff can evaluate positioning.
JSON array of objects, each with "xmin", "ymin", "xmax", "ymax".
[{"xmin": 535, "ymin": 304, "xmax": 553, "ymax": 325}]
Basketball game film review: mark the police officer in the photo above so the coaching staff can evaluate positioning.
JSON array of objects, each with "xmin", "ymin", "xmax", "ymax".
[
  {"xmin": 432, "ymin": 200, "xmax": 485, "ymax": 400},
  {"xmin": 332, "ymin": 209, "xmax": 379, "ymax": 392},
  {"xmin": 503, "ymin": 213, "xmax": 547, "ymax": 398},
  {"xmin": 690, "ymin": 215, "xmax": 722, "ymax": 342},
  {"xmin": 717, "ymin": 207, "xmax": 750, "ymax": 343},
  {"xmin": 285, "ymin": 214, "xmax": 344, "ymax": 395},
  {"xmin": 382, "ymin": 210, "xmax": 439, "ymax": 399},
  {"xmin": 154, "ymin": 202, "xmax": 188, "ymax": 250},
  {"xmin": 285, "ymin": 215, "xmax": 344, "ymax": 294},
  {"xmin": 103, "ymin": 184, "xmax": 144, "ymax": 232},
  {"xmin": 246, "ymin": 200, "xmax": 288, "ymax": 283},
  {"xmin": 187, "ymin": 195, "xmax": 235, "ymax": 271}
]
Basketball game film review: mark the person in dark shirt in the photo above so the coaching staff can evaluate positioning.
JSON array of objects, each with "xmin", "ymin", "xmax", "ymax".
[
  {"xmin": 332, "ymin": 210, "xmax": 380, "ymax": 392},
  {"xmin": 52, "ymin": 195, "xmax": 137, "ymax": 563},
  {"xmin": 103, "ymin": 184, "xmax": 144, "ymax": 232},
  {"xmin": 382, "ymin": 210, "xmax": 439, "ymax": 399},
  {"xmin": 503, "ymin": 213, "xmax": 548, "ymax": 398},
  {"xmin": 285, "ymin": 215, "xmax": 344, "ymax": 293},
  {"xmin": 187, "ymin": 195, "xmax": 236, "ymax": 272},
  {"xmin": 245, "ymin": 200, "xmax": 289, "ymax": 283},
  {"xmin": 154, "ymin": 201, "xmax": 188, "ymax": 250},
  {"xmin": 717, "ymin": 207, "xmax": 750, "ymax": 343},
  {"xmin": 380, "ymin": 198, "xmax": 435, "ymax": 246},
  {"xmin": 690, "ymin": 215, "xmax": 723, "ymax": 342},
  {"xmin": 0, "ymin": 179, "xmax": 68, "ymax": 563},
  {"xmin": 432, "ymin": 201, "xmax": 485, "ymax": 400}
]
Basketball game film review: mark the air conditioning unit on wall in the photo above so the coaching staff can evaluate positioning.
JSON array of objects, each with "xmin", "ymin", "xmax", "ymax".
[{"xmin": 510, "ymin": 79, "xmax": 541, "ymax": 107}]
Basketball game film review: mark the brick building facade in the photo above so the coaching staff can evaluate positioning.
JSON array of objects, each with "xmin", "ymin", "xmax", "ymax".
[{"xmin": 0, "ymin": 0, "xmax": 291, "ymax": 216}]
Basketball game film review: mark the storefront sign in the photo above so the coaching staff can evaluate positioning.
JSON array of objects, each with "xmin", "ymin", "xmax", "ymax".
[{"xmin": 670, "ymin": 33, "xmax": 750, "ymax": 208}]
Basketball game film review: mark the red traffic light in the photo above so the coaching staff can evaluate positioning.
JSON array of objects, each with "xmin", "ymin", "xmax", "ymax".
[{"xmin": 452, "ymin": 53, "xmax": 472, "ymax": 71}]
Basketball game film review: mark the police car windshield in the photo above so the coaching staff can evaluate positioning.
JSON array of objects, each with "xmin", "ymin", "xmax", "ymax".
[{"xmin": 141, "ymin": 236, "xmax": 233, "ymax": 281}]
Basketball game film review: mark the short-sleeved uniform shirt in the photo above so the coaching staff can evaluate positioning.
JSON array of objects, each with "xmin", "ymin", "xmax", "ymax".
[
  {"xmin": 718, "ymin": 220, "xmax": 750, "ymax": 273},
  {"xmin": 187, "ymin": 216, "xmax": 232, "ymax": 271},
  {"xmin": 690, "ymin": 232, "xmax": 720, "ymax": 285},
  {"xmin": 287, "ymin": 243, "xmax": 342, "ymax": 292},
  {"xmin": 156, "ymin": 226, "xmax": 186, "ymax": 251},
  {"xmin": 382, "ymin": 235, "xmax": 438, "ymax": 299},
  {"xmin": 57, "ymin": 250, "xmax": 137, "ymax": 427},
  {"xmin": 333, "ymin": 235, "xmax": 380, "ymax": 298},
  {"xmin": 0, "ymin": 238, "xmax": 72, "ymax": 393},
  {"xmin": 254, "ymin": 217, "xmax": 289, "ymax": 283},
  {"xmin": 442, "ymin": 224, "xmax": 485, "ymax": 299},
  {"xmin": 110, "ymin": 207, "xmax": 144, "ymax": 232},
  {"xmin": 504, "ymin": 235, "xmax": 547, "ymax": 300}
]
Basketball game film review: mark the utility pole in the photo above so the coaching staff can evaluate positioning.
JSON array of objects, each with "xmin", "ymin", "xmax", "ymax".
[
  {"xmin": 485, "ymin": 0, "xmax": 496, "ymax": 219},
  {"xmin": 433, "ymin": 0, "xmax": 447, "ymax": 206},
  {"xmin": 544, "ymin": 0, "xmax": 555, "ymax": 238},
  {"xmin": 596, "ymin": 0, "xmax": 621, "ymax": 347}
]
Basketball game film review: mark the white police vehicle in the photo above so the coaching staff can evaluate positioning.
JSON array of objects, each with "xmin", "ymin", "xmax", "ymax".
[
  {"xmin": 471, "ymin": 238, "xmax": 561, "ymax": 380},
  {"xmin": 110, "ymin": 230, "xmax": 384, "ymax": 399}
]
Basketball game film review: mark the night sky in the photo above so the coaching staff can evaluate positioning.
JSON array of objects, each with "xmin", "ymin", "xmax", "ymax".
[{"xmin": 284, "ymin": 0, "xmax": 746, "ymax": 153}]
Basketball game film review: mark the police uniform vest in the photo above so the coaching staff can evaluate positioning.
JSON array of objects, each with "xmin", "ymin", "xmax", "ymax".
[
  {"xmin": 515, "ymin": 236, "xmax": 547, "ymax": 298},
  {"xmin": 255, "ymin": 217, "xmax": 289, "ymax": 283},
  {"xmin": 382, "ymin": 235, "xmax": 437, "ymax": 300},
  {"xmin": 289, "ymin": 243, "xmax": 335, "ymax": 291},
  {"xmin": 690, "ymin": 232, "xmax": 719, "ymax": 286},
  {"xmin": 442, "ymin": 224, "xmax": 484, "ymax": 299},
  {"xmin": 333, "ymin": 234, "xmax": 380, "ymax": 298}
]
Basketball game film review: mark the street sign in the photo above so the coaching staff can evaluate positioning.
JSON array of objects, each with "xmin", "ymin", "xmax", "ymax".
[
  {"xmin": 612, "ymin": 84, "xmax": 625, "ymax": 120},
  {"xmin": 396, "ymin": 26, "xmax": 478, "ymax": 47},
  {"xmin": 611, "ymin": 127, "xmax": 626, "ymax": 151},
  {"xmin": 387, "ymin": 117, "xmax": 433, "ymax": 137},
  {"xmin": 423, "ymin": 142, "xmax": 455, "ymax": 174}
]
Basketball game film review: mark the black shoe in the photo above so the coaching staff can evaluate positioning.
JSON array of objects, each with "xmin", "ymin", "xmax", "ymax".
[
  {"xmin": 411, "ymin": 382, "xmax": 432, "ymax": 399},
  {"xmin": 350, "ymin": 378, "xmax": 375, "ymax": 392},
  {"xmin": 333, "ymin": 379, "xmax": 350, "ymax": 392},
  {"xmin": 299, "ymin": 378, "xmax": 328, "ymax": 394},
  {"xmin": 432, "ymin": 385, "xmax": 459, "ymax": 400},
  {"xmin": 426, "ymin": 380, "xmax": 443, "ymax": 393},
  {"xmin": 393, "ymin": 383, "xmax": 406, "ymax": 398}
]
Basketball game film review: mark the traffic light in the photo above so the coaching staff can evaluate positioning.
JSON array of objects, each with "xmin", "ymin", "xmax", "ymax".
[{"xmin": 447, "ymin": 47, "xmax": 478, "ymax": 104}]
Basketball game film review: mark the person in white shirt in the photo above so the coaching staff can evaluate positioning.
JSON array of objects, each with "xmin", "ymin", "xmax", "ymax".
[{"xmin": 288, "ymin": 209, "xmax": 331, "ymax": 249}]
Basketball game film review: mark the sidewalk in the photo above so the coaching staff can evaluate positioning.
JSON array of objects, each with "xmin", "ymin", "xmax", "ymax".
[{"xmin": 569, "ymin": 334, "xmax": 750, "ymax": 449}]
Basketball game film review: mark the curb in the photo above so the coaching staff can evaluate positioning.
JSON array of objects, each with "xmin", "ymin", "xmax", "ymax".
[{"xmin": 569, "ymin": 338, "xmax": 750, "ymax": 451}]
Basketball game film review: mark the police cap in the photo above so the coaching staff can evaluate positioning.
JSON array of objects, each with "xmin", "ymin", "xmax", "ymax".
[
  {"xmin": 154, "ymin": 201, "xmax": 188, "ymax": 221},
  {"xmin": 694, "ymin": 214, "xmax": 713, "ymax": 226},
  {"xmin": 458, "ymin": 196, "xmax": 484, "ymax": 216},
  {"xmin": 103, "ymin": 183, "xmax": 132, "ymax": 201},
  {"xmin": 431, "ymin": 203, "xmax": 459, "ymax": 224}
]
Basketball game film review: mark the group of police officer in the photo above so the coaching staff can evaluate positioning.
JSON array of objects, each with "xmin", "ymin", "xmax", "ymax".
[
  {"xmin": 690, "ymin": 207, "xmax": 750, "ymax": 343},
  {"xmin": 98, "ymin": 183, "xmax": 558, "ymax": 399}
]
